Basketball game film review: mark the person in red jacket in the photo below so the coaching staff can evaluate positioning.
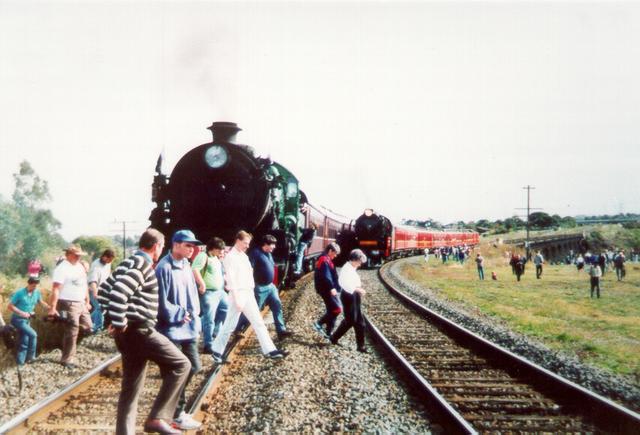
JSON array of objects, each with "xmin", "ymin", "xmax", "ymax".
[{"xmin": 312, "ymin": 243, "xmax": 342, "ymax": 338}]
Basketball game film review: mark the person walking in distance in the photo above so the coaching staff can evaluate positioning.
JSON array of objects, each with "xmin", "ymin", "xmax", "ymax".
[
  {"xmin": 475, "ymin": 253, "xmax": 485, "ymax": 280},
  {"xmin": 156, "ymin": 229, "xmax": 203, "ymax": 430},
  {"xmin": 329, "ymin": 249, "xmax": 368, "ymax": 353},
  {"xmin": 47, "ymin": 244, "xmax": 92, "ymax": 369},
  {"xmin": 588, "ymin": 261, "xmax": 602, "ymax": 298},
  {"xmin": 534, "ymin": 250, "xmax": 544, "ymax": 279},
  {"xmin": 102, "ymin": 229, "xmax": 189, "ymax": 435},
  {"xmin": 192, "ymin": 237, "xmax": 228, "ymax": 354},
  {"xmin": 515, "ymin": 256, "xmax": 525, "ymax": 282},
  {"xmin": 312, "ymin": 243, "xmax": 342, "ymax": 338},
  {"xmin": 210, "ymin": 231, "xmax": 286, "ymax": 363},
  {"xmin": 87, "ymin": 249, "xmax": 115, "ymax": 333},
  {"xmin": 614, "ymin": 250, "xmax": 626, "ymax": 281}
]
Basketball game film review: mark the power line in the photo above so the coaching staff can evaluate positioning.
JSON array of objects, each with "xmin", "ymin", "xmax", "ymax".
[{"xmin": 515, "ymin": 185, "xmax": 542, "ymax": 258}]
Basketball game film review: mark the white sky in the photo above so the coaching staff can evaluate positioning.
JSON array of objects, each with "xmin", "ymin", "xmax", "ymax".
[{"xmin": 1, "ymin": 1, "xmax": 639, "ymax": 241}]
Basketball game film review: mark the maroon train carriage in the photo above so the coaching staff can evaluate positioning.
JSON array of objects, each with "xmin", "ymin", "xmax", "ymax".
[{"xmin": 353, "ymin": 209, "xmax": 479, "ymax": 267}]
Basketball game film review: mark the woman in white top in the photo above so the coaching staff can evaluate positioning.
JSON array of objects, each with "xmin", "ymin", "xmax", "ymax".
[{"xmin": 329, "ymin": 249, "xmax": 368, "ymax": 353}]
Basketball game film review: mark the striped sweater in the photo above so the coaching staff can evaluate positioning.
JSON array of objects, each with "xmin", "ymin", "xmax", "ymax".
[{"xmin": 98, "ymin": 252, "xmax": 159, "ymax": 329}]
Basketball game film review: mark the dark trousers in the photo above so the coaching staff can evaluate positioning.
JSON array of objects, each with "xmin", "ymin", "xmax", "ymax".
[
  {"xmin": 590, "ymin": 277, "xmax": 601, "ymax": 298},
  {"xmin": 331, "ymin": 291, "xmax": 365, "ymax": 349},
  {"xmin": 114, "ymin": 327, "xmax": 190, "ymax": 435},
  {"xmin": 536, "ymin": 265, "xmax": 543, "ymax": 279},
  {"xmin": 171, "ymin": 339, "xmax": 201, "ymax": 418},
  {"xmin": 317, "ymin": 292, "xmax": 342, "ymax": 335}
]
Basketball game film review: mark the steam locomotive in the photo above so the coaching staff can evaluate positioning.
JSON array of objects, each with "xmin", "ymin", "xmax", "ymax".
[
  {"xmin": 354, "ymin": 209, "xmax": 480, "ymax": 267},
  {"xmin": 149, "ymin": 122, "xmax": 352, "ymax": 287},
  {"xmin": 149, "ymin": 122, "xmax": 478, "ymax": 283}
]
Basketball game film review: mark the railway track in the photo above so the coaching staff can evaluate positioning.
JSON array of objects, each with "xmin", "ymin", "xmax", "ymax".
[
  {"xmin": 364, "ymin": 262, "xmax": 640, "ymax": 434},
  {"xmin": 0, "ymin": 342, "xmax": 231, "ymax": 435},
  {"xmin": 0, "ymin": 304, "xmax": 278, "ymax": 434}
]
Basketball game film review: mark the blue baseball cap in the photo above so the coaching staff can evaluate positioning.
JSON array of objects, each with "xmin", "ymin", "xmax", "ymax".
[{"xmin": 172, "ymin": 229, "xmax": 202, "ymax": 244}]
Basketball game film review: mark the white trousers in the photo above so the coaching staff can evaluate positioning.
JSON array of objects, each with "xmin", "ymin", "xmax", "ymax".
[{"xmin": 211, "ymin": 288, "xmax": 276, "ymax": 355}]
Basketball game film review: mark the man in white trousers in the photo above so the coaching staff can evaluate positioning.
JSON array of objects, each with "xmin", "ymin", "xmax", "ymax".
[{"xmin": 211, "ymin": 230, "xmax": 287, "ymax": 363}]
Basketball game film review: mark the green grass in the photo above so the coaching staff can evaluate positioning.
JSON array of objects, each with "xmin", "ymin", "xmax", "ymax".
[{"xmin": 399, "ymin": 248, "xmax": 640, "ymax": 383}]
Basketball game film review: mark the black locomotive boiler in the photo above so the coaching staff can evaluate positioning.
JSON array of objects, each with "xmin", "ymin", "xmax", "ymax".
[
  {"xmin": 354, "ymin": 209, "xmax": 393, "ymax": 267},
  {"xmin": 150, "ymin": 122, "xmax": 305, "ymax": 286}
]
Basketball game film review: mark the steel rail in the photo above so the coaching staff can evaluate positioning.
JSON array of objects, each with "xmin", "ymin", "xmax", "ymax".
[
  {"xmin": 0, "ymin": 354, "xmax": 122, "ymax": 434},
  {"xmin": 375, "ymin": 262, "xmax": 640, "ymax": 434},
  {"xmin": 365, "ymin": 315, "xmax": 477, "ymax": 435}
]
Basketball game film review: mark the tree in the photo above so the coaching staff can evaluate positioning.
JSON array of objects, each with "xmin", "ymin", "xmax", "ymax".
[
  {"xmin": 559, "ymin": 216, "xmax": 577, "ymax": 228},
  {"xmin": 0, "ymin": 161, "xmax": 64, "ymax": 275},
  {"xmin": 528, "ymin": 212, "xmax": 555, "ymax": 229},
  {"xmin": 72, "ymin": 235, "xmax": 116, "ymax": 261},
  {"xmin": 504, "ymin": 216, "xmax": 525, "ymax": 231}
]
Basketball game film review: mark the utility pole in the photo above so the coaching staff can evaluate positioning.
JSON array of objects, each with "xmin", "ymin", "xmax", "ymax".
[
  {"xmin": 515, "ymin": 185, "xmax": 541, "ymax": 259},
  {"xmin": 112, "ymin": 220, "xmax": 139, "ymax": 258}
]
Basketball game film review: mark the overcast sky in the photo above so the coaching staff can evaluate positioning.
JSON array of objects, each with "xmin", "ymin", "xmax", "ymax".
[{"xmin": 1, "ymin": 1, "xmax": 639, "ymax": 241}]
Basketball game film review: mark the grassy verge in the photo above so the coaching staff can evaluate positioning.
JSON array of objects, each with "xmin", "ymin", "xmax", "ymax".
[{"xmin": 399, "ymin": 245, "xmax": 640, "ymax": 383}]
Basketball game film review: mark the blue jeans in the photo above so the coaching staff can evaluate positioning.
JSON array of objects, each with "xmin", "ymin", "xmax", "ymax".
[
  {"xmin": 90, "ymin": 291, "xmax": 103, "ymax": 332},
  {"xmin": 11, "ymin": 316, "xmax": 37, "ymax": 365},
  {"xmin": 477, "ymin": 266, "xmax": 484, "ymax": 280},
  {"xmin": 236, "ymin": 283, "xmax": 286, "ymax": 334},
  {"xmin": 294, "ymin": 242, "xmax": 309, "ymax": 274},
  {"xmin": 200, "ymin": 290, "xmax": 229, "ymax": 351}
]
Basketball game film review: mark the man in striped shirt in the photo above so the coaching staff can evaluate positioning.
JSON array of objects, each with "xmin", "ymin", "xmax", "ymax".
[{"xmin": 100, "ymin": 228, "xmax": 189, "ymax": 435}]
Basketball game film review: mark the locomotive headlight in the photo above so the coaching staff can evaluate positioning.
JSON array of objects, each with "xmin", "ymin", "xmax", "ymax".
[{"xmin": 205, "ymin": 145, "xmax": 228, "ymax": 169}]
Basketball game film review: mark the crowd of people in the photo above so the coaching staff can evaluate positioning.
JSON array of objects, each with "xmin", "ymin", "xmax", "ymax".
[
  {"xmin": 3, "ymin": 222, "xmax": 635, "ymax": 433},
  {"xmin": 1, "ymin": 227, "xmax": 370, "ymax": 434}
]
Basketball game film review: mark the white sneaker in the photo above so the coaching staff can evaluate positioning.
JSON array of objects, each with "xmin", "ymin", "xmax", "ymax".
[{"xmin": 174, "ymin": 411, "xmax": 202, "ymax": 430}]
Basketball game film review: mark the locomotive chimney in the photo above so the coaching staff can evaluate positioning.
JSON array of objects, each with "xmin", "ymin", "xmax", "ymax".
[{"xmin": 207, "ymin": 121, "xmax": 242, "ymax": 143}]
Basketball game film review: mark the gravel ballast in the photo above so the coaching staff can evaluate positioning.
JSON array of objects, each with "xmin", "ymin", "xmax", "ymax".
[
  {"xmin": 0, "ymin": 333, "xmax": 118, "ymax": 426},
  {"xmin": 200, "ymin": 275, "xmax": 433, "ymax": 433}
]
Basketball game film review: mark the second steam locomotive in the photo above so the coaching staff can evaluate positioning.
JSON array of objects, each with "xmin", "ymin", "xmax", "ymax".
[{"xmin": 149, "ymin": 122, "xmax": 478, "ymax": 283}]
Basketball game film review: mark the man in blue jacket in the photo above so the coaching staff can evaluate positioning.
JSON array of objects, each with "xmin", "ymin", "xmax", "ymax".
[
  {"xmin": 313, "ymin": 242, "xmax": 342, "ymax": 338},
  {"xmin": 156, "ymin": 229, "xmax": 202, "ymax": 431}
]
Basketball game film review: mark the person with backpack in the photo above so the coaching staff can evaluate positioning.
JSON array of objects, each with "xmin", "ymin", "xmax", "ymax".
[
  {"xmin": 192, "ymin": 236, "xmax": 229, "ymax": 355},
  {"xmin": 8, "ymin": 277, "xmax": 50, "ymax": 365}
]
